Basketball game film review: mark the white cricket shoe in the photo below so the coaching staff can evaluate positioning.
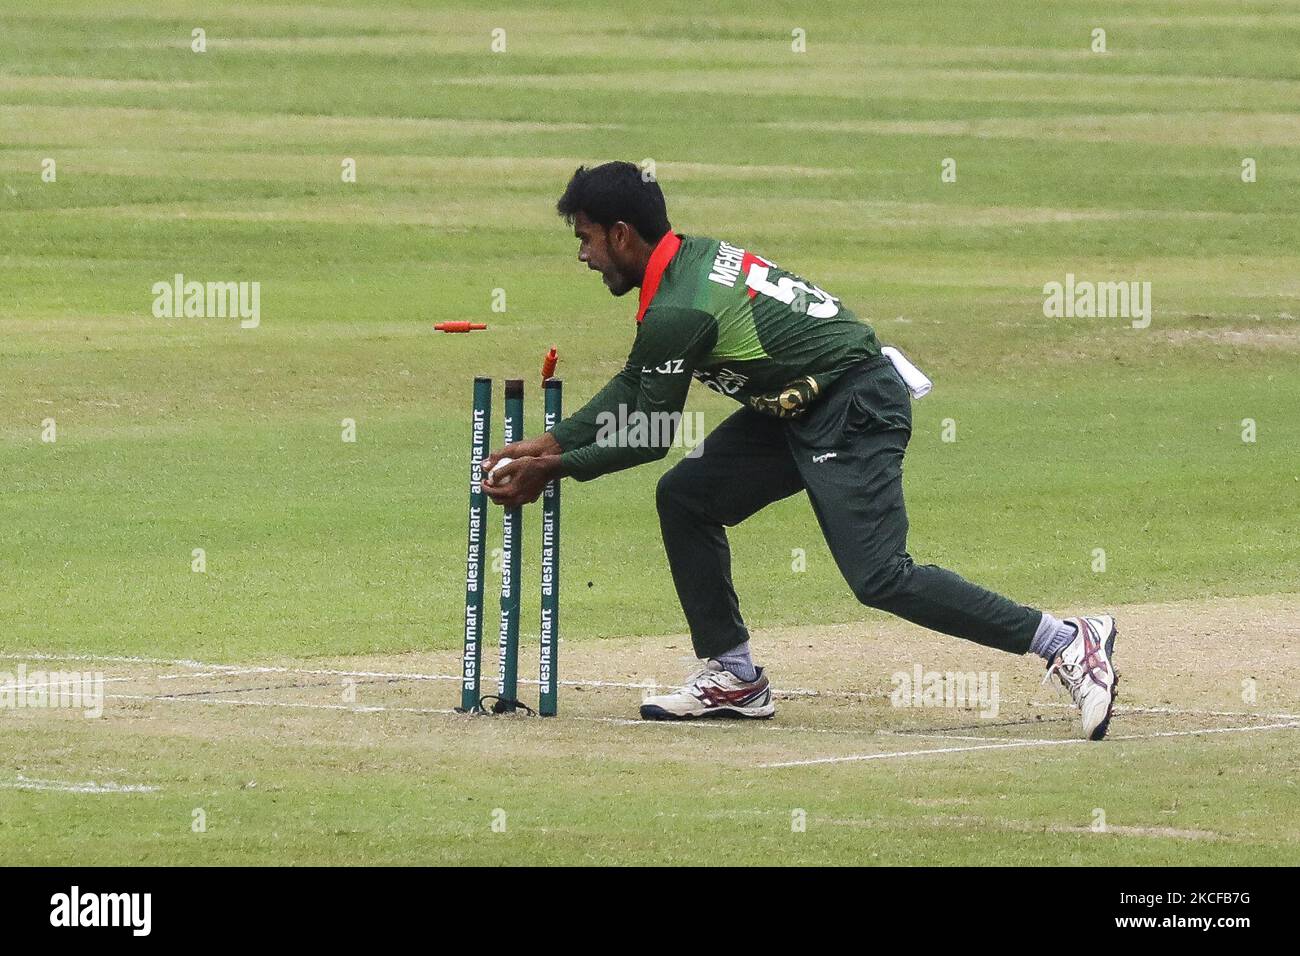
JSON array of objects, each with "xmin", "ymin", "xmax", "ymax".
[
  {"xmin": 1044, "ymin": 614, "xmax": 1119, "ymax": 740},
  {"xmin": 640, "ymin": 660, "xmax": 775, "ymax": 721}
]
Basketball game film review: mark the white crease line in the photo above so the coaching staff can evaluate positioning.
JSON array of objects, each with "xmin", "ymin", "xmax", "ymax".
[
  {"xmin": 31, "ymin": 692, "xmax": 1300, "ymax": 750},
  {"xmin": 571, "ymin": 715, "xmax": 880, "ymax": 735},
  {"xmin": 6, "ymin": 652, "xmax": 1298, "ymax": 721},
  {"xmin": 1110, "ymin": 703, "xmax": 1300, "ymax": 721},
  {"xmin": 109, "ymin": 693, "xmax": 455, "ymax": 716},
  {"xmin": 0, "ymin": 676, "xmax": 136, "ymax": 691},
  {"xmin": 1111, "ymin": 721, "xmax": 1300, "ymax": 741},
  {"xmin": 101, "ymin": 693, "xmax": 885, "ymax": 736},
  {"xmin": 880, "ymin": 730, "xmax": 1040, "ymax": 744},
  {"xmin": 101, "ymin": 692, "xmax": 967, "ymax": 739},
  {"xmin": 0, "ymin": 652, "xmax": 224, "ymax": 668},
  {"xmin": 765, "ymin": 738, "xmax": 1082, "ymax": 767},
  {"xmin": 121, "ymin": 673, "xmax": 1300, "ymax": 722},
  {"xmin": 93, "ymin": 693, "xmax": 1288, "ymax": 748},
  {"xmin": 761, "ymin": 721, "xmax": 1300, "ymax": 768},
  {"xmin": 106, "ymin": 692, "xmax": 799, "ymax": 734},
  {"xmin": 0, "ymin": 776, "xmax": 159, "ymax": 794},
  {"xmin": 120, "ymin": 664, "xmax": 1300, "ymax": 719},
  {"xmin": 158, "ymin": 668, "xmax": 275, "ymax": 680},
  {"xmin": 12, "ymin": 656, "xmax": 676, "ymax": 692},
  {"xmin": 0, "ymin": 652, "xmax": 880, "ymax": 698}
]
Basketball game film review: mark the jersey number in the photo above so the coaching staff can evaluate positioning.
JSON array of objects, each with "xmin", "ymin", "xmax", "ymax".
[{"xmin": 744, "ymin": 264, "xmax": 840, "ymax": 319}]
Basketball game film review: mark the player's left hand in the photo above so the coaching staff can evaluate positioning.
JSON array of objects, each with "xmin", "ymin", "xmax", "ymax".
[{"xmin": 484, "ymin": 455, "xmax": 558, "ymax": 508}]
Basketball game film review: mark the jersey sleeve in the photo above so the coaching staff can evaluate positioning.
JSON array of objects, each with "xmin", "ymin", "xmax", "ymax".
[
  {"xmin": 554, "ymin": 306, "xmax": 717, "ymax": 481},
  {"xmin": 549, "ymin": 362, "xmax": 638, "ymax": 452}
]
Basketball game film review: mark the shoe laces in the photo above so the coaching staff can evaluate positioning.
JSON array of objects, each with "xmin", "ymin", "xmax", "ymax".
[
  {"xmin": 676, "ymin": 664, "xmax": 719, "ymax": 692},
  {"xmin": 1042, "ymin": 657, "xmax": 1086, "ymax": 706},
  {"xmin": 1043, "ymin": 619, "xmax": 1110, "ymax": 704}
]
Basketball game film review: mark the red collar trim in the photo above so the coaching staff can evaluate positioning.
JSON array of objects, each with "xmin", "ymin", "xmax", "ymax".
[{"xmin": 636, "ymin": 231, "xmax": 681, "ymax": 323}]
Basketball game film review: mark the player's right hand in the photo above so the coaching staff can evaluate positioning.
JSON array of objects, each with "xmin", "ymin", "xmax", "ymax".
[
  {"xmin": 481, "ymin": 442, "xmax": 529, "ymax": 478},
  {"xmin": 481, "ymin": 433, "xmax": 561, "ymax": 476}
]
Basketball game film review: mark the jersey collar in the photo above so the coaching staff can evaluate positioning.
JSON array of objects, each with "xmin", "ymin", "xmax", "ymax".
[{"xmin": 635, "ymin": 231, "xmax": 681, "ymax": 323}]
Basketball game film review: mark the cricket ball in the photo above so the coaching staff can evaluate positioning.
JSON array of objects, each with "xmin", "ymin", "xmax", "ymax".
[{"xmin": 488, "ymin": 456, "xmax": 514, "ymax": 486}]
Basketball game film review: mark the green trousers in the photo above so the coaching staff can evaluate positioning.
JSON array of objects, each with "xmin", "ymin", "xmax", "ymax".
[{"xmin": 656, "ymin": 356, "xmax": 1043, "ymax": 659}]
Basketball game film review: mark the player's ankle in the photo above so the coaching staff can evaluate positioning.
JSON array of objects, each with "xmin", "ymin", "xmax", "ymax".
[
  {"xmin": 1030, "ymin": 614, "xmax": 1077, "ymax": 662},
  {"xmin": 712, "ymin": 640, "xmax": 758, "ymax": 682}
]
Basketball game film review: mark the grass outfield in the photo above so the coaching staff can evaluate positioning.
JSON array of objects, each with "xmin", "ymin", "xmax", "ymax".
[{"xmin": 2, "ymin": 1, "xmax": 1298, "ymax": 864}]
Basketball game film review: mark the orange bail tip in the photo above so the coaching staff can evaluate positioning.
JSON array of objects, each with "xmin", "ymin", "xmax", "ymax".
[
  {"xmin": 434, "ymin": 322, "xmax": 488, "ymax": 333},
  {"xmin": 541, "ymin": 346, "xmax": 558, "ymax": 382}
]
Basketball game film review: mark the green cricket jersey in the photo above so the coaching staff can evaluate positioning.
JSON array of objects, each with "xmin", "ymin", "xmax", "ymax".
[{"xmin": 551, "ymin": 232, "xmax": 881, "ymax": 480}]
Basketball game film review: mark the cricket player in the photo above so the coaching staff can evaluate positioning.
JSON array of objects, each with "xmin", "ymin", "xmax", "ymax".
[{"xmin": 483, "ymin": 162, "xmax": 1119, "ymax": 739}]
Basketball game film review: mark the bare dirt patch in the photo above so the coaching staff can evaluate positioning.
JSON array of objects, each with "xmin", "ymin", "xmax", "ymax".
[
  {"xmin": 1157, "ymin": 328, "xmax": 1300, "ymax": 351},
  {"xmin": 3, "ymin": 592, "xmax": 1296, "ymax": 768}
]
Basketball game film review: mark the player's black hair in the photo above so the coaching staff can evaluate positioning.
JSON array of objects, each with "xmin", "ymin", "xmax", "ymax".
[{"xmin": 556, "ymin": 162, "xmax": 671, "ymax": 244}]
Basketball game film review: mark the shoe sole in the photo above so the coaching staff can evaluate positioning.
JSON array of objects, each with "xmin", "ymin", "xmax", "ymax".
[
  {"xmin": 639, "ymin": 703, "xmax": 775, "ymax": 721},
  {"xmin": 1088, "ymin": 621, "xmax": 1120, "ymax": 741}
]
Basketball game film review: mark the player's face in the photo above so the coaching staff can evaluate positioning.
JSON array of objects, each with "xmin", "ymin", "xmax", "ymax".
[{"xmin": 573, "ymin": 212, "xmax": 636, "ymax": 297}]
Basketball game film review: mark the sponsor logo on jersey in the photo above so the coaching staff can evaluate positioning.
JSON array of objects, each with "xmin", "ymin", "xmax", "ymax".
[
  {"xmin": 693, "ymin": 367, "xmax": 749, "ymax": 395},
  {"xmin": 641, "ymin": 358, "xmax": 686, "ymax": 374}
]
